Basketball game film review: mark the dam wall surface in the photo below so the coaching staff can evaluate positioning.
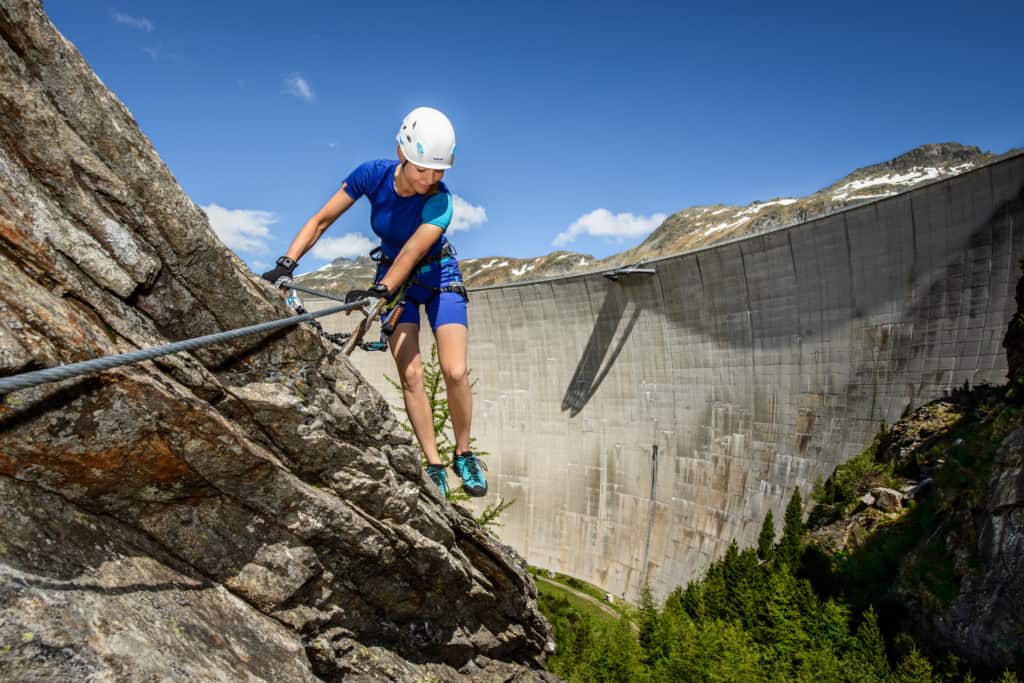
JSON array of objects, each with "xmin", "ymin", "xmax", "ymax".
[{"xmin": 317, "ymin": 153, "xmax": 1024, "ymax": 602}]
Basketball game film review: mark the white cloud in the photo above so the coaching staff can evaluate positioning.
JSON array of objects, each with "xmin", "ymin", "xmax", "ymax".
[
  {"xmin": 112, "ymin": 12, "xmax": 154, "ymax": 32},
  {"xmin": 450, "ymin": 194, "xmax": 487, "ymax": 233},
  {"xmin": 202, "ymin": 203, "xmax": 276, "ymax": 254},
  {"xmin": 309, "ymin": 233, "xmax": 376, "ymax": 260},
  {"xmin": 284, "ymin": 74, "xmax": 315, "ymax": 102},
  {"xmin": 553, "ymin": 208, "xmax": 667, "ymax": 246}
]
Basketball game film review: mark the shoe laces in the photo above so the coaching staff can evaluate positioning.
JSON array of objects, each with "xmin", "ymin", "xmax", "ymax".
[{"xmin": 457, "ymin": 453, "xmax": 486, "ymax": 482}]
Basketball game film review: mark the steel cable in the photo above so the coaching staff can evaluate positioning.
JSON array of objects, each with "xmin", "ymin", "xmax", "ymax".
[
  {"xmin": 284, "ymin": 282, "xmax": 349, "ymax": 303},
  {"xmin": 0, "ymin": 296, "xmax": 367, "ymax": 395}
]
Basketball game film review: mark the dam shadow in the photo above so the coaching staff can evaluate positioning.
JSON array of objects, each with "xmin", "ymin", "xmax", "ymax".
[{"xmin": 561, "ymin": 278, "xmax": 645, "ymax": 417}]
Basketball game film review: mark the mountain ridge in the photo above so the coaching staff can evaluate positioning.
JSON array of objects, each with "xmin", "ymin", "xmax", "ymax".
[{"xmin": 295, "ymin": 142, "xmax": 1021, "ymax": 294}]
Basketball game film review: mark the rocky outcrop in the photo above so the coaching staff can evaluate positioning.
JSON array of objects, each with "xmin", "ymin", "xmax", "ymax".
[
  {"xmin": 940, "ymin": 425, "xmax": 1024, "ymax": 673},
  {"xmin": 902, "ymin": 417, "xmax": 1024, "ymax": 675},
  {"xmin": 805, "ymin": 352, "xmax": 1024, "ymax": 673},
  {"xmin": 0, "ymin": 1, "xmax": 552, "ymax": 680},
  {"xmin": 806, "ymin": 506, "xmax": 895, "ymax": 553},
  {"xmin": 877, "ymin": 399, "xmax": 965, "ymax": 474},
  {"xmin": 868, "ymin": 487, "xmax": 903, "ymax": 513}
]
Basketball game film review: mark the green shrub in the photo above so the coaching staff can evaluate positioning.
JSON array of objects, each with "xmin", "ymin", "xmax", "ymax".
[{"xmin": 808, "ymin": 425, "xmax": 896, "ymax": 528}]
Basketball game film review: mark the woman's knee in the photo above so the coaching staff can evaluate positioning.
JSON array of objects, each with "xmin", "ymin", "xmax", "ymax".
[
  {"xmin": 441, "ymin": 362, "xmax": 468, "ymax": 387},
  {"xmin": 399, "ymin": 359, "xmax": 425, "ymax": 391}
]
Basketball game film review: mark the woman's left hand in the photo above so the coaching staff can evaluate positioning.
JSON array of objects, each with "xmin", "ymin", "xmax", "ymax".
[{"xmin": 344, "ymin": 283, "xmax": 390, "ymax": 304}]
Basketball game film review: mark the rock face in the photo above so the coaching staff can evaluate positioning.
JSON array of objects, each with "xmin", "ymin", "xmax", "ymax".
[
  {"xmin": 907, "ymin": 417, "xmax": 1024, "ymax": 675},
  {"xmin": 877, "ymin": 400, "xmax": 964, "ymax": 474},
  {"xmin": 0, "ymin": 2, "xmax": 552, "ymax": 680},
  {"xmin": 944, "ymin": 425, "xmax": 1024, "ymax": 673},
  {"xmin": 806, "ymin": 366, "xmax": 1024, "ymax": 672}
]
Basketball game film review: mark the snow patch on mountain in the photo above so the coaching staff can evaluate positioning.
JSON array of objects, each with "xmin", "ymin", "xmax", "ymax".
[
  {"xmin": 478, "ymin": 259, "xmax": 509, "ymax": 271},
  {"xmin": 705, "ymin": 216, "xmax": 750, "ymax": 235},
  {"xmin": 830, "ymin": 163, "xmax": 976, "ymax": 201}
]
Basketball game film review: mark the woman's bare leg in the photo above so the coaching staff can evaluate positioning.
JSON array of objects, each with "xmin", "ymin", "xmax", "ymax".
[
  {"xmin": 390, "ymin": 322, "xmax": 442, "ymax": 465},
  {"xmin": 435, "ymin": 322, "xmax": 471, "ymax": 454}
]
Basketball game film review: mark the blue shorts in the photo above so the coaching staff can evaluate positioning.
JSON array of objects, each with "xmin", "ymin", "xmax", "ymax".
[{"xmin": 377, "ymin": 256, "xmax": 468, "ymax": 330}]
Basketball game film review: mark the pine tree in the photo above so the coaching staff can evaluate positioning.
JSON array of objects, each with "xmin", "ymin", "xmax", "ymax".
[
  {"xmin": 677, "ymin": 581, "xmax": 706, "ymax": 622},
  {"xmin": 700, "ymin": 560, "xmax": 728, "ymax": 622},
  {"xmin": 755, "ymin": 569, "xmax": 811, "ymax": 677},
  {"xmin": 895, "ymin": 646, "xmax": 934, "ymax": 682},
  {"xmin": 550, "ymin": 609, "xmax": 594, "ymax": 680},
  {"xmin": 934, "ymin": 652, "xmax": 961, "ymax": 683},
  {"xmin": 637, "ymin": 583, "xmax": 659, "ymax": 661},
  {"xmin": 778, "ymin": 487, "xmax": 805, "ymax": 570},
  {"xmin": 796, "ymin": 646, "xmax": 844, "ymax": 681},
  {"xmin": 720, "ymin": 540, "xmax": 743, "ymax": 623},
  {"xmin": 723, "ymin": 544, "xmax": 763, "ymax": 631},
  {"xmin": 844, "ymin": 607, "xmax": 893, "ymax": 682},
  {"xmin": 586, "ymin": 616, "xmax": 647, "ymax": 682},
  {"xmin": 651, "ymin": 611, "xmax": 761, "ymax": 683},
  {"xmin": 757, "ymin": 509, "xmax": 776, "ymax": 562}
]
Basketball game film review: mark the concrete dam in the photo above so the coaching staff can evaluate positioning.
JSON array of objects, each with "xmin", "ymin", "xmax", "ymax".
[{"xmin": 317, "ymin": 153, "xmax": 1024, "ymax": 602}]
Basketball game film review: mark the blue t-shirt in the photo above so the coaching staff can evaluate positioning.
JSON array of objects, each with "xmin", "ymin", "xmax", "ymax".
[{"xmin": 341, "ymin": 159, "xmax": 453, "ymax": 260}]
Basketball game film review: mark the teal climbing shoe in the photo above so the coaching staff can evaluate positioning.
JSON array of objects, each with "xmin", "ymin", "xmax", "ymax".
[
  {"xmin": 426, "ymin": 464, "xmax": 449, "ymax": 499},
  {"xmin": 453, "ymin": 451, "xmax": 488, "ymax": 497}
]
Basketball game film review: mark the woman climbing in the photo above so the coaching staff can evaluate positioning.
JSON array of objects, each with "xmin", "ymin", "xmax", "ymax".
[{"xmin": 261, "ymin": 106, "xmax": 486, "ymax": 500}]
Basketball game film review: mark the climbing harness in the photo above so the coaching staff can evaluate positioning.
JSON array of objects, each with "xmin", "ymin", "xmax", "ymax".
[
  {"xmin": 369, "ymin": 243, "xmax": 470, "ymax": 302},
  {"xmin": 338, "ymin": 281, "xmax": 409, "ymax": 355}
]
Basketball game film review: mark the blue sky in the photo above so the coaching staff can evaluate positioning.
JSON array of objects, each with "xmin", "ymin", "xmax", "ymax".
[{"xmin": 46, "ymin": 1, "xmax": 1023, "ymax": 275}]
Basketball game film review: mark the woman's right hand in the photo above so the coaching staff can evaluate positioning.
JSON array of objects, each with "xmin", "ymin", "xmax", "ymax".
[{"xmin": 261, "ymin": 256, "xmax": 297, "ymax": 289}]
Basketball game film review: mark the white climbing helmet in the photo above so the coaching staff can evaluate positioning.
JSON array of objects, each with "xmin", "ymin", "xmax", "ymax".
[{"xmin": 395, "ymin": 106, "xmax": 456, "ymax": 170}]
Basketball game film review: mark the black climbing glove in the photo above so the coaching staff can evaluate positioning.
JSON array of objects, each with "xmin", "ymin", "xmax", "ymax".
[
  {"xmin": 261, "ymin": 256, "xmax": 297, "ymax": 288},
  {"xmin": 344, "ymin": 283, "xmax": 390, "ymax": 304}
]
